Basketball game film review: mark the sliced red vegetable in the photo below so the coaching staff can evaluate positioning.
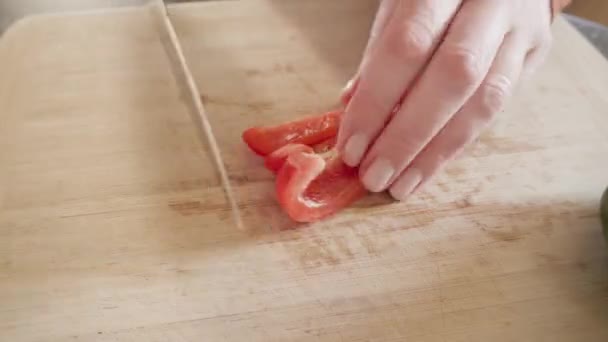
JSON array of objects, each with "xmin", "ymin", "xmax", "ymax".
[
  {"xmin": 275, "ymin": 148, "xmax": 366, "ymax": 223},
  {"xmin": 242, "ymin": 108, "xmax": 368, "ymax": 222},
  {"xmin": 242, "ymin": 110, "xmax": 341, "ymax": 156},
  {"xmin": 264, "ymin": 143, "xmax": 313, "ymax": 173},
  {"xmin": 312, "ymin": 136, "xmax": 337, "ymax": 154}
]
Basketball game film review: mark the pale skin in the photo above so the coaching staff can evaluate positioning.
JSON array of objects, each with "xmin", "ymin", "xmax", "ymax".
[{"xmin": 337, "ymin": 0, "xmax": 554, "ymax": 200}]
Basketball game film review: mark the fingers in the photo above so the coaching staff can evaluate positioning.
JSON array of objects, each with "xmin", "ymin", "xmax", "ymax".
[
  {"xmin": 521, "ymin": 41, "xmax": 551, "ymax": 80},
  {"xmin": 341, "ymin": 0, "xmax": 397, "ymax": 102},
  {"xmin": 358, "ymin": 0, "xmax": 511, "ymax": 193},
  {"xmin": 361, "ymin": 0, "xmax": 399, "ymax": 70},
  {"xmin": 389, "ymin": 33, "xmax": 529, "ymax": 200},
  {"xmin": 337, "ymin": 0, "xmax": 463, "ymax": 166},
  {"xmin": 517, "ymin": 0, "xmax": 553, "ymax": 80}
]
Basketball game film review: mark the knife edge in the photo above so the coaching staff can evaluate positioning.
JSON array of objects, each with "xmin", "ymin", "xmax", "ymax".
[{"xmin": 149, "ymin": 0, "xmax": 244, "ymax": 230}]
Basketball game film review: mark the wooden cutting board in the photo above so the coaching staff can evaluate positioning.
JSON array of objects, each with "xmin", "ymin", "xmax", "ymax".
[{"xmin": 1, "ymin": 0, "xmax": 608, "ymax": 340}]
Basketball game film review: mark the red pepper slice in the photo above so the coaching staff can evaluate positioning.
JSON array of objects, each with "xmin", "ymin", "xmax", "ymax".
[
  {"xmin": 242, "ymin": 109, "xmax": 367, "ymax": 222},
  {"xmin": 275, "ymin": 148, "xmax": 366, "ymax": 223},
  {"xmin": 264, "ymin": 136, "xmax": 338, "ymax": 174},
  {"xmin": 312, "ymin": 136, "xmax": 338, "ymax": 154},
  {"xmin": 242, "ymin": 110, "xmax": 341, "ymax": 156},
  {"xmin": 264, "ymin": 143, "xmax": 314, "ymax": 173}
]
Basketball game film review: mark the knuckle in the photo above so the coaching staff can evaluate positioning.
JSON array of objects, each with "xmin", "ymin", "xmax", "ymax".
[
  {"xmin": 438, "ymin": 46, "xmax": 484, "ymax": 88},
  {"xmin": 477, "ymin": 75, "xmax": 512, "ymax": 114},
  {"xmin": 385, "ymin": 18, "xmax": 434, "ymax": 61},
  {"xmin": 380, "ymin": 127, "xmax": 427, "ymax": 158},
  {"xmin": 531, "ymin": 25, "xmax": 553, "ymax": 49},
  {"xmin": 437, "ymin": 122, "xmax": 476, "ymax": 153},
  {"xmin": 447, "ymin": 126, "xmax": 475, "ymax": 150}
]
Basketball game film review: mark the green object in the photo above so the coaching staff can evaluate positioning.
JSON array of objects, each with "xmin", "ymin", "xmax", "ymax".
[{"xmin": 602, "ymin": 187, "xmax": 608, "ymax": 240}]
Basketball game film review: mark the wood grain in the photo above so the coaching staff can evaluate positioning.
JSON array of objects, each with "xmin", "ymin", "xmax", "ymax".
[{"xmin": 1, "ymin": 1, "xmax": 608, "ymax": 341}]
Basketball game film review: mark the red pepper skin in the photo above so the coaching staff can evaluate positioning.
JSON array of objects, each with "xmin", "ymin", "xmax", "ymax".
[
  {"xmin": 242, "ymin": 109, "xmax": 368, "ymax": 222},
  {"xmin": 275, "ymin": 149, "xmax": 366, "ymax": 223},
  {"xmin": 264, "ymin": 144, "xmax": 314, "ymax": 173},
  {"xmin": 312, "ymin": 136, "xmax": 337, "ymax": 154},
  {"xmin": 242, "ymin": 110, "xmax": 341, "ymax": 156}
]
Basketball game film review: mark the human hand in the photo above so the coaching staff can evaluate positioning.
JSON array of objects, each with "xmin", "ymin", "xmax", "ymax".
[{"xmin": 337, "ymin": 0, "xmax": 554, "ymax": 200}]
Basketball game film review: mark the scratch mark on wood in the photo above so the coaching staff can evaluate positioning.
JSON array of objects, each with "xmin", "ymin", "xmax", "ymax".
[{"xmin": 168, "ymin": 200, "xmax": 205, "ymax": 216}]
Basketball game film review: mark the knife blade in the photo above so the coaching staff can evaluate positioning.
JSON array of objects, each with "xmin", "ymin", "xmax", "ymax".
[{"xmin": 149, "ymin": 0, "xmax": 243, "ymax": 229}]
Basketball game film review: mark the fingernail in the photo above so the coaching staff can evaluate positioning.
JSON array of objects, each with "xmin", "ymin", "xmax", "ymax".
[
  {"xmin": 343, "ymin": 134, "xmax": 368, "ymax": 167},
  {"xmin": 362, "ymin": 158, "xmax": 395, "ymax": 192},
  {"xmin": 389, "ymin": 168, "xmax": 423, "ymax": 201}
]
